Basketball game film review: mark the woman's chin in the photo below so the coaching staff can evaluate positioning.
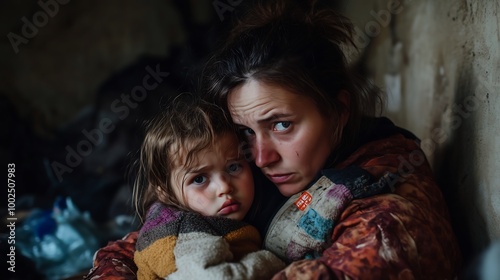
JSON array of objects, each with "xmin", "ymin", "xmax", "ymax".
[{"xmin": 277, "ymin": 184, "xmax": 305, "ymax": 197}]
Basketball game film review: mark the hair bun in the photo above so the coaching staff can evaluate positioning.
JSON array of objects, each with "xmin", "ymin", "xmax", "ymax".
[{"xmin": 228, "ymin": 0, "xmax": 355, "ymax": 48}]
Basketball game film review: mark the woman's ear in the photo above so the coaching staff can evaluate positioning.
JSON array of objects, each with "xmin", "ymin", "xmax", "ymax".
[
  {"xmin": 328, "ymin": 90, "xmax": 351, "ymax": 149},
  {"xmin": 337, "ymin": 90, "xmax": 350, "ymax": 127}
]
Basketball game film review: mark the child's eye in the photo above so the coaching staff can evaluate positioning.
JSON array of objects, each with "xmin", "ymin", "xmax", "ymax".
[
  {"xmin": 274, "ymin": 121, "xmax": 291, "ymax": 132},
  {"xmin": 227, "ymin": 163, "xmax": 242, "ymax": 174},
  {"xmin": 193, "ymin": 175, "xmax": 207, "ymax": 184}
]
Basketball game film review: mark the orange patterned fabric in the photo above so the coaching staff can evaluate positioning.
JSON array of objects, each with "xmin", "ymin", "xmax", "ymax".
[
  {"xmin": 84, "ymin": 134, "xmax": 462, "ymax": 279},
  {"xmin": 316, "ymin": 134, "xmax": 462, "ymax": 279}
]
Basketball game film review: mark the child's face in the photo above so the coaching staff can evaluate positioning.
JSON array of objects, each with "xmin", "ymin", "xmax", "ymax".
[{"xmin": 171, "ymin": 133, "xmax": 254, "ymax": 220}]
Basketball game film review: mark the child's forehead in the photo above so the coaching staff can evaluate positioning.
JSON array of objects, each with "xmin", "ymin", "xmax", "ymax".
[{"xmin": 170, "ymin": 132, "xmax": 241, "ymax": 167}]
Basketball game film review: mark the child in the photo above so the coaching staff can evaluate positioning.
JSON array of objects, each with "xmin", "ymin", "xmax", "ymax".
[{"xmin": 132, "ymin": 95, "xmax": 285, "ymax": 279}]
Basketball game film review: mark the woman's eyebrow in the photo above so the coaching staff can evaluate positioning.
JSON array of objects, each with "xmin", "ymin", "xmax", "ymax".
[{"xmin": 257, "ymin": 113, "xmax": 292, "ymax": 124}]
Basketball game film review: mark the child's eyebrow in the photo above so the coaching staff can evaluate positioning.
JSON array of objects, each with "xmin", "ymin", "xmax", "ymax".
[
  {"xmin": 179, "ymin": 163, "xmax": 206, "ymax": 181},
  {"xmin": 226, "ymin": 155, "xmax": 242, "ymax": 162},
  {"xmin": 185, "ymin": 165, "xmax": 209, "ymax": 175}
]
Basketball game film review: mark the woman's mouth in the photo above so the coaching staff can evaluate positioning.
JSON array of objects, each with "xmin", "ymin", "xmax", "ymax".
[{"xmin": 267, "ymin": 173, "xmax": 293, "ymax": 184}]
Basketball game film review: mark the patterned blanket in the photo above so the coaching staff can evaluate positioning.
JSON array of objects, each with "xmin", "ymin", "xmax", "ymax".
[{"xmin": 135, "ymin": 202, "xmax": 284, "ymax": 279}]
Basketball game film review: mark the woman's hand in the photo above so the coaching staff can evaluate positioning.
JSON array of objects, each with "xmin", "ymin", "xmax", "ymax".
[{"xmin": 271, "ymin": 259, "xmax": 335, "ymax": 280}]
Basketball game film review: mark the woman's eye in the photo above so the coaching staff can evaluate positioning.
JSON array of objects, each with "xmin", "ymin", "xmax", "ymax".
[
  {"xmin": 241, "ymin": 128, "xmax": 255, "ymax": 137},
  {"xmin": 227, "ymin": 163, "xmax": 242, "ymax": 174},
  {"xmin": 274, "ymin": 121, "xmax": 291, "ymax": 131},
  {"xmin": 193, "ymin": 176, "xmax": 207, "ymax": 184}
]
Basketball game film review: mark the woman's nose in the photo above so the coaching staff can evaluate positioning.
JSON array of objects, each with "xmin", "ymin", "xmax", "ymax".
[{"xmin": 253, "ymin": 136, "xmax": 280, "ymax": 168}]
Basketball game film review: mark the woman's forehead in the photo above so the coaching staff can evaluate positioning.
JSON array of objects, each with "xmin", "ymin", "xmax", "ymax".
[{"xmin": 228, "ymin": 80, "xmax": 314, "ymax": 122}]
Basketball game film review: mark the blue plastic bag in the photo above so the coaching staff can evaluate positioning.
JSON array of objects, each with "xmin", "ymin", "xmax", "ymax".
[{"xmin": 17, "ymin": 196, "xmax": 101, "ymax": 280}]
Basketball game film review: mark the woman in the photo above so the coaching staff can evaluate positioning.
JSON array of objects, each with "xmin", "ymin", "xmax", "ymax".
[{"xmin": 85, "ymin": 1, "xmax": 462, "ymax": 279}]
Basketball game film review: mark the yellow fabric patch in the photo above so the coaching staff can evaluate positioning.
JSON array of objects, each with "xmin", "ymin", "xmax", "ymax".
[
  {"xmin": 135, "ymin": 235, "xmax": 177, "ymax": 279},
  {"xmin": 224, "ymin": 225, "xmax": 261, "ymax": 261}
]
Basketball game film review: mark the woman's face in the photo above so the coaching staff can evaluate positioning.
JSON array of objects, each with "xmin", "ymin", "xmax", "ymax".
[{"xmin": 228, "ymin": 80, "xmax": 335, "ymax": 197}]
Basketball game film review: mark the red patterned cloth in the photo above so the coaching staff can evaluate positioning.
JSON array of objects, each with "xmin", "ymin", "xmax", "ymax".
[
  {"xmin": 84, "ymin": 134, "xmax": 462, "ymax": 279},
  {"xmin": 317, "ymin": 134, "xmax": 462, "ymax": 279},
  {"xmin": 84, "ymin": 232, "xmax": 138, "ymax": 280}
]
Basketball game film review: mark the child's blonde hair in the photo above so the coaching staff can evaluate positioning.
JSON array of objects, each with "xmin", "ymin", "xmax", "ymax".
[{"xmin": 132, "ymin": 94, "xmax": 238, "ymax": 222}]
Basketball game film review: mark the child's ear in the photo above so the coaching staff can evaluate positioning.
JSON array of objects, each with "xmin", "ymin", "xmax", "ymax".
[{"xmin": 337, "ymin": 90, "xmax": 350, "ymax": 128}]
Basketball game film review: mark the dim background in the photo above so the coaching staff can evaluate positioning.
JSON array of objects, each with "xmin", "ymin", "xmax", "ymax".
[{"xmin": 1, "ymin": 0, "xmax": 499, "ymax": 279}]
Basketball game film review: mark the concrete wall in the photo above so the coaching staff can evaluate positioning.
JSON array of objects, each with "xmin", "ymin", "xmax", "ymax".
[{"xmin": 340, "ymin": 0, "xmax": 500, "ymax": 261}]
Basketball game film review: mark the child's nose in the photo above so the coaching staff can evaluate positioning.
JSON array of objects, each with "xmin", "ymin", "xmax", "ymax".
[{"xmin": 216, "ymin": 176, "xmax": 233, "ymax": 196}]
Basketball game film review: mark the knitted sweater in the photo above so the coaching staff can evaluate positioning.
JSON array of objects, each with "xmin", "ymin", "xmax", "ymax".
[{"xmin": 134, "ymin": 202, "xmax": 285, "ymax": 279}]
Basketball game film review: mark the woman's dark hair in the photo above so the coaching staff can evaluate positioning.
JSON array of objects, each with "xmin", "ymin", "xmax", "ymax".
[{"xmin": 201, "ymin": 0, "xmax": 383, "ymax": 164}]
